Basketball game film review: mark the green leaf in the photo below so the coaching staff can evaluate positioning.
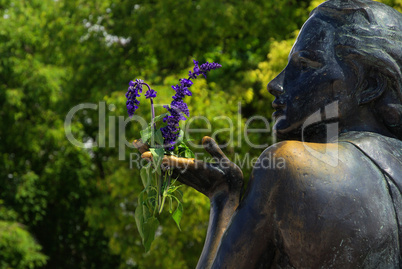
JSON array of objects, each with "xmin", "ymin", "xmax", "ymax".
[
  {"xmin": 142, "ymin": 203, "xmax": 151, "ymax": 220},
  {"xmin": 148, "ymin": 128, "xmax": 162, "ymax": 148},
  {"xmin": 135, "ymin": 192, "xmax": 145, "ymax": 240},
  {"xmin": 175, "ymin": 189, "xmax": 183, "ymax": 201},
  {"xmin": 154, "ymin": 129, "xmax": 164, "ymax": 146},
  {"xmin": 140, "ymin": 126, "xmax": 152, "ymax": 143},
  {"xmin": 153, "ymin": 113, "xmax": 168, "ymax": 125},
  {"xmin": 172, "ymin": 202, "xmax": 183, "ymax": 231},
  {"xmin": 146, "ymin": 190, "xmax": 158, "ymax": 210},
  {"xmin": 184, "ymin": 148, "xmax": 195, "ymax": 158},
  {"xmin": 177, "ymin": 142, "xmax": 195, "ymax": 158},
  {"xmin": 150, "ymin": 147, "xmax": 165, "ymax": 175},
  {"xmin": 143, "ymin": 217, "xmax": 160, "ymax": 252},
  {"xmin": 145, "ymin": 162, "xmax": 152, "ymax": 187},
  {"xmin": 135, "ymin": 190, "xmax": 159, "ymax": 252},
  {"xmin": 140, "ymin": 166, "xmax": 148, "ymax": 188}
]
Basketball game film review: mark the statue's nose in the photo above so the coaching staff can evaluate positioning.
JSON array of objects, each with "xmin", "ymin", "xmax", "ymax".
[{"xmin": 267, "ymin": 71, "xmax": 285, "ymax": 97}]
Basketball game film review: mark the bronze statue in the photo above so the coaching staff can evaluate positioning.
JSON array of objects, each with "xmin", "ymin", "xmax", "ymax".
[{"xmin": 137, "ymin": 0, "xmax": 402, "ymax": 267}]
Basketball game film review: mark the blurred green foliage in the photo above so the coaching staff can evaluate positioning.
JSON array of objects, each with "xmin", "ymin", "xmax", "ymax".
[{"xmin": 0, "ymin": 0, "xmax": 400, "ymax": 268}]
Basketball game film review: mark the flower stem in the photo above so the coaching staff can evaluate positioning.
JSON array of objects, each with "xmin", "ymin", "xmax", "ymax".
[
  {"xmin": 159, "ymin": 194, "xmax": 166, "ymax": 214},
  {"xmin": 157, "ymin": 171, "xmax": 163, "ymax": 214},
  {"xmin": 153, "ymin": 172, "xmax": 159, "ymax": 217},
  {"xmin": 159, "ymin": 169, "xmax": 171, "ymax": 214},
  {"xmin": 150, "ymin": 98, "xmax": 155, "ymax": 129}
]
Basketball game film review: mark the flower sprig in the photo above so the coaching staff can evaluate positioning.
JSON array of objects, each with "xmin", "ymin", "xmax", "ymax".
[
  {"xmin": 161, "ymin": 60, "xmax": 222, "ymax": 150},
  {"xmin": 126, "ymin": 59, "xmax": 221, "ymax": 252}
]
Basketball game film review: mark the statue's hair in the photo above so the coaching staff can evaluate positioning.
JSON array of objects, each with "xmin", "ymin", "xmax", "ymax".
[{"xmin": 312, "ymin": 0, "xmax": 402, "ymax": 139}]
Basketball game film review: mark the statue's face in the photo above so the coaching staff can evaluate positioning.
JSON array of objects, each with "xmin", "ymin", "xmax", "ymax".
[{"xmin": 268, "ymin": 15, "xmax": 357, "ymax": 141}]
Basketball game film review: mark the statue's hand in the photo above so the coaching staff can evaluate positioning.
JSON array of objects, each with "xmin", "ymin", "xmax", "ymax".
[{"xmin": 134, "ymin": 136, "xmax": 243, "ymax": 200}]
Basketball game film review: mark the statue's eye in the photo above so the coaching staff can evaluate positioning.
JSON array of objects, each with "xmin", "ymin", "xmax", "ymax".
[
  {"xmin": 290, "ymin": 52, "xmax": 322, "ymax": 73},
  {"xmin": 300, "ymin": 59, "xmax": 309, "ymax": 70},
  {"xmin": 298, "ymin": 57, "xmax": 321, "ymax": 71}
]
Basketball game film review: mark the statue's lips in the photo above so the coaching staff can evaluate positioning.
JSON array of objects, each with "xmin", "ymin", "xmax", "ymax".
[{"xmin": 272, "ymin": 109, "xmax": 285, "ymax": 120}]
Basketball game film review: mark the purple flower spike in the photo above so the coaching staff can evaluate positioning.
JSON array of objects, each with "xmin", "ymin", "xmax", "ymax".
[
  {"xmin": 145, "ymin": 89, "xmax": 157, "ymax": 99},
  {"xmin": 180, "ymin": 78, "xmax": 193, "ymax": 87},
  {"xmin": 161, "ymin": 59, "xmax": 221, "ymax": 150},
  {"xmin": 126, "ymin": 79, "xmax": 144, "ymax": 117},
  {"xmin": 188, "ymin": 60, "xmax": 222, "ymax": 79}
]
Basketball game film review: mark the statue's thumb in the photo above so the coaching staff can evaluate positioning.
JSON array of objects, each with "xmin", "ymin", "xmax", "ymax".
[
  {"xmin": 133, "ymin": 139, "xmax": 149, "ymax": 154},
  {"xmin": 202, "ymin": 136, "xmax": 228, "ymax": 161}
]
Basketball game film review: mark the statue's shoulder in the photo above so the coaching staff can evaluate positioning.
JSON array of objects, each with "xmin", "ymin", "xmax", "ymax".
[
  {"xmin": 339, "ymin": 131, "xmax": 402, "ymax": 191},
  {"xmin": 251, "ymin": 137, "xmax": 388, "ymax": 193},
  {"xmin": 254, "ymin": 139, "xmax": 358, "ymax": 177},
  {"xmin": 339, "ymin": 131, "xmax": 402, "ymax": 158}
]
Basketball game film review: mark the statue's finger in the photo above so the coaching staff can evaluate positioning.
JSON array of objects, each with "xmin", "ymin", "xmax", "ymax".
[
  {"xmin": 202, "ymin": 136, "xmax": 228, "ymax": 161},
  {"xmin": 141, "ymin": 152, "xmax": 197, "ymax": 170},
  {"xmin": 133, "ymin": 139, "xmax": 149, "ymax": 154}
]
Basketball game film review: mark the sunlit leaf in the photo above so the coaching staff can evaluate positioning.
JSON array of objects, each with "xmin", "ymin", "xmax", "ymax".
[{"xmin": 172, "ymin": 203, "xmax": 183, "ymax": 231}]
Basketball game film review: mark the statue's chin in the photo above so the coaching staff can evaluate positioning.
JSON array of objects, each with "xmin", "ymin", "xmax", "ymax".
[
  {"xmin": 274, "ymin": 122, "xmax": 331, "ymax": 143},
  {"xmin": 272, "ymin": 117, "xmax": 304, "ymax": 141},
  {"xmin": 273, "ymin": 127, "xmax": 302, "ymax": 142}
]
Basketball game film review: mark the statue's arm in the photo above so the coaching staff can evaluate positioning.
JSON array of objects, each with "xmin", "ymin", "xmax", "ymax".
[
  {"xmin": 195, "ymin": 149, "xmax": 284, "ymax": 268},
  {"xmin": 192, "ymin": 143, "xmax": 286, "ymax": 268},
  {"xmin": 195, "ymin": 186, "xmax": 242, "ymax": 268},
  {"xmin": 185, "ymin": 141, "xmax": 286, "ymax": 268},
  {"xmin": 205, "ymin": 143, "xmax": 288, "ymax": 268},
  {"xmin": 206, "ymin": 176, "xmax": 278, "ymax": 268}
]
